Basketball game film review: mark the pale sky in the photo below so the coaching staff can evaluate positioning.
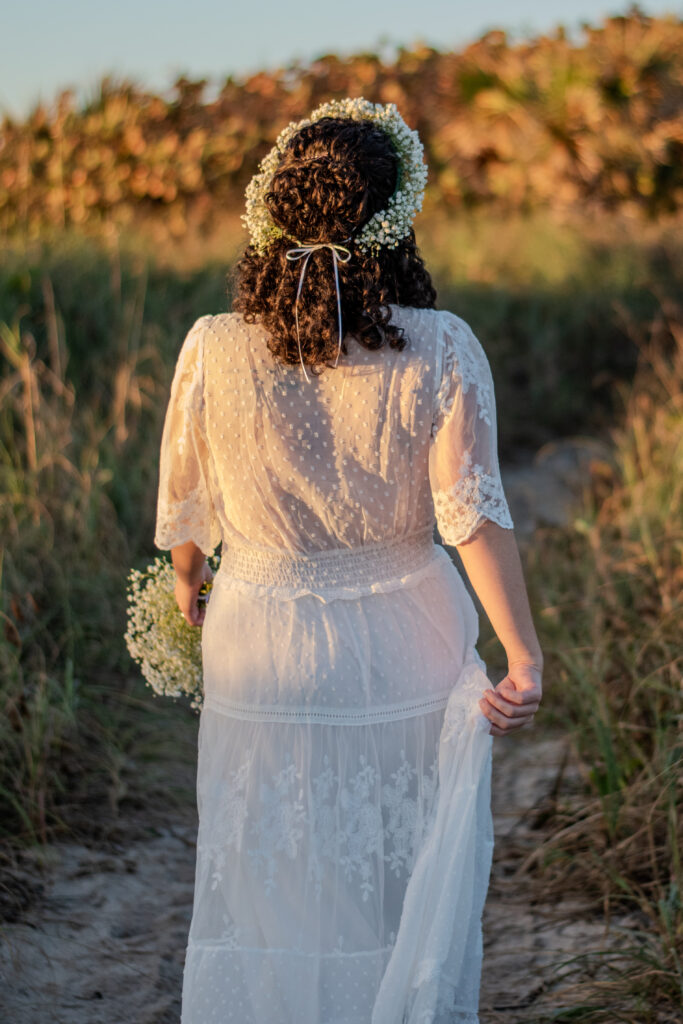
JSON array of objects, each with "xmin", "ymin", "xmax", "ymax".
[{"xmin": 3, "ymin": 0, "xmax": 680, "ymax": 117}]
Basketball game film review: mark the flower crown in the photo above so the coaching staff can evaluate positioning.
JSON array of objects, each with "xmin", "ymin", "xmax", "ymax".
[{"xmin": 242, "ymin": 97, "xmax": 428, "ymax": 256}]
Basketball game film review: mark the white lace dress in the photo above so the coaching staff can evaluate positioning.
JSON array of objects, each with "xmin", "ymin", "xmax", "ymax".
[{"xmin": 154, "ymin": 304, "xmax": 514, "ymax": 1024}]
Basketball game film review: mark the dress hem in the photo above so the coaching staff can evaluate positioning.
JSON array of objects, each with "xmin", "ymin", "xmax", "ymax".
[{"xmin": 187, "ymin": 939, "xmax": 394, "ymax": 959}]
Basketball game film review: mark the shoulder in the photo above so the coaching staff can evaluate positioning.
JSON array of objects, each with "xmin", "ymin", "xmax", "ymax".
[
  {"xmin": 179, "ymin": 311, "xmax": 246, "ymax": 363},
  {"xmin": 429, "ymin": 310, "xmax": 497, "ymax": 435},
  {"xmin": 204, "ymin": 311, "xmax": 243, "ymax": 332},
  {"xmin": 171, "ymin": 315, "xmax": 210, "ymax": 381},
  {"xmin": 433, "ymin": 308, "xmax": 480, "ymax": 346},
  {"xmin": 197, "ymin": 311, "xmax": 255, "ymax": 351},
  {"xmin": 386, "ymin": 305, "xmax": 485, "ymax": 384},
  {"xmin": 183, "ymin": 311, "xmax": 247, "ymax": 341},
  {"xmin": 432, "ymin": 309, "xmax": 492, "ymax": 381},
  {"xmin": 388, "ymin": 305, "xmax": 479, "ymax": 349},
  {"xmin": 179, "ymin": 314, "xmax": 214, "ymax": 356},
  {"xmin": 386, "ymin": 303, "xmax": 444, "ymax": 357}
]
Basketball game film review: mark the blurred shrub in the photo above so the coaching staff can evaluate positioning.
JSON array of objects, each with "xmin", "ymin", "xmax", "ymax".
[{"xmin": 1, "ymin": 11, "xmax": 682, "ymax": 239}]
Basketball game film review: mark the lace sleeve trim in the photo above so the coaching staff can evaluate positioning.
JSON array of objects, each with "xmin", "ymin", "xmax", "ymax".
[
  {"xmin": 432, "ymin": 452, "xmax": 514, "ymax": 546},
  {"xmin": 154, "ymin": 485, "xmax": 222, "ymax": 555}
]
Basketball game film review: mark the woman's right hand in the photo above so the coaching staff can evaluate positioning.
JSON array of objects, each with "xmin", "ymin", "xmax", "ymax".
[{"xmin": 478, "ymin": 662, "xmax": 543, "ymax": 737}]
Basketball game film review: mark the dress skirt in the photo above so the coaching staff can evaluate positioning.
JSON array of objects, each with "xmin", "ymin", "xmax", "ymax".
[{"xmin": 181, "ymin": 528, "xmax": 494, "ymax": 1024}]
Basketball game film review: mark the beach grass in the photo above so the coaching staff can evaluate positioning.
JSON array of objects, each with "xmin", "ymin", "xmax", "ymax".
[{"xmin": 503, "ymin": 304, "xmax": 682, "ymax": 1021}]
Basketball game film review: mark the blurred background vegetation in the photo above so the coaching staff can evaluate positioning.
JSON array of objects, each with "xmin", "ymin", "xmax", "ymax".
[
  {"xmin": 0, "ymin": 8, "xmax": 681, "ymax": 1021},
  {"xmin": 1, "ymin": 10, "xmax": 682, "ymax": 236}
]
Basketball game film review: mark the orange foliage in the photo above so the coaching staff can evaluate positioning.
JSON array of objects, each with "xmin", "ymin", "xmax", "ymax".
[{"xmin": 1, "ymin": 11, "xmax": 681, "ymax": 237}]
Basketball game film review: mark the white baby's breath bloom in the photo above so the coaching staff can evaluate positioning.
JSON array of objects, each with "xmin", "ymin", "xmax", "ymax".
[
  {"xmin": 242, "ymin": 97, "xmax": 428, "ymax": 256},
  {"xmin": 124, "ymin": 555, "xmax": 219, "ymax": 712}
]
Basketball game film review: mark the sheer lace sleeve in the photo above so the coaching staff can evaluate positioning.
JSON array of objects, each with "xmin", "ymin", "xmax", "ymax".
[
  {"xmin": 428, "ymin": 311, "xmax": 514, "ymax": 546},
  {"xmin": 154, "ymin": 315, "xmax": 221, "ymax": 555}
]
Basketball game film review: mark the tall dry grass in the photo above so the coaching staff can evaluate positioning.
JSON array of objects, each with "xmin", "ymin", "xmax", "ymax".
[
  {"xmin": 515, "ymin": 301, "xmax": 683, "ymax": 1021},
  {"xmin": 0, "ymin": 239, "xmax": 221, "ymax": 846}
]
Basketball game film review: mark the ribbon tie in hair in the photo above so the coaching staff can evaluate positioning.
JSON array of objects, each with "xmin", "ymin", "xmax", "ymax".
[{"xmin": 285, "ymin": 241, "xmax": 352, "ymax": 384}]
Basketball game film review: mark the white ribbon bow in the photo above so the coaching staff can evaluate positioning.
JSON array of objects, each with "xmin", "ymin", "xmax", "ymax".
[{"xmin": 285, "ymin": 241, "xmax": 352, "ymax": 383}]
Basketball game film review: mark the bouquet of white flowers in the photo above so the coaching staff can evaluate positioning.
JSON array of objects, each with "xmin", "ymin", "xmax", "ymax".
[{"xmin": 124, "ymin": 555, "xmax": 218, "ymax": 711}]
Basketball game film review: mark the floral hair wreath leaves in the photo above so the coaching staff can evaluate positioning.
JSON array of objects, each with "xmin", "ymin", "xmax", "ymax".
[{"xmin": 242, "ymin": 97, "xmax": 428, "ymax": 256}]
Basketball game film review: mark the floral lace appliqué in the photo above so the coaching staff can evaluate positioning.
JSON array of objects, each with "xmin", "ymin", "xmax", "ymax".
[
  {"xmin": 337, "ymin": 755, "xmax": 384, "ymax": 899},
  {"xmin": 432, "ymin": 451, "xmax": 514, "ymax": 547},
  {"xmin": 198, "ymin": 759, "xmax": 250, "ymax": 891},
  {"xmin": 381, "ymin": 750, "xmax": 438, "ymax": 877},
  {"xmin": 247, "ymin": 758, "xmax": 307, "ymax": 894},
  {"xmin": 197, "ymin": 748, "xmax": 441, "ymax": 903},
  {"xmin": 154, "ymin": 484, "xmax": 220, "ymax": 555}
]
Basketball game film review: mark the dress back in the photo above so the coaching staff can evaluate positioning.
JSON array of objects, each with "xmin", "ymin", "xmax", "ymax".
[{"xmin": 155, "ymin": 304, "xmax": 512, "ymax": 557}]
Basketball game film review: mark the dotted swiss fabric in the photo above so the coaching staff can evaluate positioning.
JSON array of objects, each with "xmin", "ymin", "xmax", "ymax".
[
  {"xmin": 153, "ymin": 305, "xmax": 512, "ymax": 1023},
  {"xmin": 154, "ymin": 304, "xmax": 513, "ymax": 559}
]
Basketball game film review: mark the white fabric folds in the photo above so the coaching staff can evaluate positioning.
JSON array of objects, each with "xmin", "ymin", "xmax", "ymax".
[{"xmin": 372, "ymin": 654, "xmax": 494, "ymax": 1024}]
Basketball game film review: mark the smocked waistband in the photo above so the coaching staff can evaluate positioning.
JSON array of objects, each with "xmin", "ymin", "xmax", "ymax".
[{"xmin": 215, "ymin": 525, "xmax": 437, "ymax": 590}]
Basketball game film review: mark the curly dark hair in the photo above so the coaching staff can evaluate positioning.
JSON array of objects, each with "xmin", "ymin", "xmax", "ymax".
[{"xmin": 232, "ymin": 116, "xmax": 437, "ymax": 375}]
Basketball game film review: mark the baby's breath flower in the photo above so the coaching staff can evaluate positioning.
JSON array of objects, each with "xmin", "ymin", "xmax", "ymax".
[
  {"xmin": 124, "ymin": 555, "xmax": 220, "ymax": 712},
  {"xmin": 242, "ymin": 97, "xmax": 428, "ymax": 256}
]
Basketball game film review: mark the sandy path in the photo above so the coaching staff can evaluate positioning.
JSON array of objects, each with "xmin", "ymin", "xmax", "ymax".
[
  {"xmin": 0, "ymin": 818, "xmax": 196, "ymax": 1023},
  {"xmin": 481, "ymin": 735, "xmax": 630, "ymax": 1021}
]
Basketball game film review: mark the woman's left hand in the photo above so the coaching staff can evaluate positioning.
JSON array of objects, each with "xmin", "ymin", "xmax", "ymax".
[
  {"xmin": 175, "ymin": 560, "xmax": 213, "ymax": 627},
  {"xmin": 478, "ymin": 663, "xmax": 542, "ymax": 736}
]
